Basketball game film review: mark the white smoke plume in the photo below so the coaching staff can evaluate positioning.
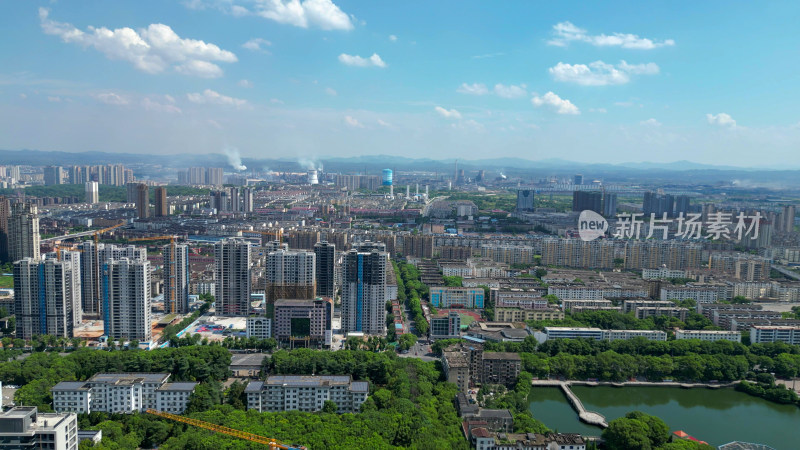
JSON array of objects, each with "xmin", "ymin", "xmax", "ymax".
[
  {"xmin": 297, "ymin": 157, "xmax": 323, "ymax": 171},
  {"xmin": 223, "ymin": 147, "xmax": 247, "ymax": 171}
]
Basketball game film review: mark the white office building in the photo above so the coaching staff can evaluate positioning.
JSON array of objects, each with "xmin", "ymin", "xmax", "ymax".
[
  {"xmin": 155, "ymin": 382, "xmax": 198, "ymax": 414},
  {"xmin": 245, "ymin": 375, "xmax": 368, "ymax": 413},
  {"xmin": 0, "ymin": 407, "xmax": 78, "ymax": 450},
  {"xmin": 246, "ymin": 316, "xmax": 272, "ymax": 339}
]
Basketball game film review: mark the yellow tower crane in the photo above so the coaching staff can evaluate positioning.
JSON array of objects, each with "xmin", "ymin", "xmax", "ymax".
[
  {"xmin": 145, "ymin": 409, "xmax": 306, "ymax": 449},
  {"xmin": 129, "ymin": 236, "xmax": 179, "ymax": 314}
]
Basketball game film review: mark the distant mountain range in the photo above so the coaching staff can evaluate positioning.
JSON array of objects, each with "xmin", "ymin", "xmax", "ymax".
[{"xmin": 1, "ymin": 149, "xmax": 798, "ymax": 187}]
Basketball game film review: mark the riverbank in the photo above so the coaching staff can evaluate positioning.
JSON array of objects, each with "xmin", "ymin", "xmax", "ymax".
[{"xmin": 531, "ymin": 379, "xmax": 739, "ymax": 389}]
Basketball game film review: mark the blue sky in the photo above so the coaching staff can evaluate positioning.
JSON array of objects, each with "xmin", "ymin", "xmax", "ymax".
[{"xmin": 1, "ymin": 0, "xmax": 799, "ymax": 166}]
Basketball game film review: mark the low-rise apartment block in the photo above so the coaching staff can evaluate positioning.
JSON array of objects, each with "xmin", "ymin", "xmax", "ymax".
[
  {"xmin": 676, "ymin": 330, "xmax": 742, "ymax": 342},
  {"xmin": 245, "ymin": 375, "xmax": 368, "ymax": 413},
  {"xmin": 750, "ymin": 326, "xmax": 800, "ymax": 345},
  {"xmin": 430, "ymin": 311, "xmax": 462, "ymax": 340},
  {"xmin": 52, "ymin": 373, "xmax": 197, "ymax": 414},
  {"xmin": 543, "ymin": 327, "xmax": 667, "ymax": 342},
  {"xmin": 494, "ymin": 307, "xmax": 564, "ymax": 323}
]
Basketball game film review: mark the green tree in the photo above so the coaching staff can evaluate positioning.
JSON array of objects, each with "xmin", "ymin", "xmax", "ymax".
[{"xmin": 322, "ymin": 400, "xmax": 338, "ymax": 413}]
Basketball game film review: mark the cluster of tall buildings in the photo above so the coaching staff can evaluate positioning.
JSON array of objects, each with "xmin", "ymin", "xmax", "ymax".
[
  {"xmin": 210, "ymin": 187, "xmax": 254, "ymax": 213},
  {"xmin": 178, "ymin": 167, "xmax": 225, "ymax": 186},
  {"xmin": 46, "ymin": 164, "xmax": 133, "ymax": 186},
  {"xmin": 642, "ymin": 191, "xmax": 691, "ymax": 217}
]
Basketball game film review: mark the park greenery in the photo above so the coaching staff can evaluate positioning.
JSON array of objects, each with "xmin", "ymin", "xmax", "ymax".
[
  {"xmin": 602, "ymin": 411, "xmax": 713, "ymax": 450},
  {"xmin": 394, "ymin": 261, "xmax": 429, "ymax": 335},
  {"xmin": 524, "ymin": 307, "xmax": 719, "ymax": 334}
]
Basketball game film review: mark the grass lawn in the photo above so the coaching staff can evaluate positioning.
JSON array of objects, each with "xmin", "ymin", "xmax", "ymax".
[
  {"xmin": 459, "ymin": 313, "xmax": 475, "ymax": 327},
  {"xmin": 0, "ymin": 276, "xmax": 12, "ymax": 289}
]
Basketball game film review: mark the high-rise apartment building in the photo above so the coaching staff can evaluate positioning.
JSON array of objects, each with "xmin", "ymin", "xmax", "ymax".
[
  {"xmin": 78, "ymin": 242, "xmax": 146, "ymax": 318},
  {"xmin": 674, "ymin": 195, "xmax": 691, "ymax": 217},
  {"xmin": 265, "ymin": 250, "xmax": 316, "ymax": 303},
  {"xmin": 8, "ymin": 202, "xmax": 40, "ymax": 262},
  {"xmin": 602, "ymin": 192, "xmax": 617, "ymax": 217},
  {"xmin": 154, "ymin": 186, "xmax": 167, "ymax": 217},
  {"xmin": 103, "ymin": 258, "xmax": 151, "ymax": 342},
  {"xmin": 163, "ymin": 244, "xmax": 189, "ymax": 314},
  {"xmin": 135, "ymin": 183, "xmax": 149, "ymax": 219},
  {"xmin": 14, "ymin": 254, "xmax": 82, "ymax": 340},
  {"xmin": 215, "ymin": 239, "xmax": 251, "ymax": 316},
  {"xmin": 206, "ymin": 167, "xmax": 224, "ymax": 186},
  {"xmin": 0, "ymin": 196, "xmax": 9, "ymax": 263},
  {"xmin": 85, "ymin": 181, "xmax": 99, "ymax": 204},
  {"xmin": 783, "ymin": 205, "xmax": 796, "ymax": 233},
  {"xmin": 516, "ymin": 189, "xmax": 535, "ymax": 212},
  {"xmin": 572, "ymin": 191, "xmax": 602, "ymax": 214},
  {"xmin": 242, "ymin": 187, "xmax": 254, "ymax": 213},
  {"xmin": 341, "ymin": 247, "xmax": 388, "ymax": 335},
  {"xmin": 314, "ymin": 241, "xmax": 335, "ymax": 298},
  {"xmin": 643, "ymin": 191, "xmax": 676, "ymax": 217},
  {"xmin": 44, "ymin": 166, "xmax": 64, "ymax": 185}
]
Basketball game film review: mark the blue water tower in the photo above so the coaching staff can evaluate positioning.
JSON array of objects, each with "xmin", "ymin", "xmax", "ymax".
[{"xmin": 382, "ymin": 169, "xmax": 393, "ymax": 186}]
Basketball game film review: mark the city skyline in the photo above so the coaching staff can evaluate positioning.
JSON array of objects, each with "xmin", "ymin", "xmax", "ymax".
[{"xmin": 1, "ymin": 1, "xmax": 800, "ymax": 165}]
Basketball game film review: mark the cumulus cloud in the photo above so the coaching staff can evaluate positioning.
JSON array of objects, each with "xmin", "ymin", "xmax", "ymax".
[
  {"xmin": 213, "ymin": 0, "xmax": 353, "ymax": 30},
  {"xmin": 93, "ymin": 92, "xmax": 129, "ymax": 105},
  {"xmin": 238, "ymin": 79, "xmax": 253, "ymax": 88},
  {"xmin": 187, "ymin": 89, "xmax": 247, "ymax": 107},
  {"xmin": 142, "ymin": 97, "xmax": 182, "ymax": 113},
  {"xmin": 434, "ymin": 106, "xmax": 462, "ymax": 119},
  {"xmin": 39, "ymin": 8, "xmax": 236, "ymax": 78},
  {"xmin": 640, "ymin": 118, "xmax": 661, "ymax": 126},
  {"xmin": 494, "ymin": 83, "xmax": 527, "ymax": 99},
  {"xmin": 377, "ymin": 119, "xmax": 391, "ymax": 127},
  {"xmin": 457, "ymin": 83, "xmax": 488, "ymax": 95},
  {"xmin": 706, "ymin": 113, "xmax": 737, "ymax": 128},
  {"xmin": 344, "ymin": 115, "xmax": 364, "ymax": 128},
  {"xmin": 549, "ymin": 60, "xmax": 659, "ymax": 86},
  {"xmin": 389, "ymin": 34, "xmax": 397, "ymax": 42},
  {"xmin": 531, "ymin": 92, "xmax": 579, "ymax": 115},
  {"xmin": 548, "ymin": 21, "xmax": 675, "ymax": 49},
  {"xmin": 338, "ymin": 53, "xmax": 386, "ymax": 68},
  {"xmin": 325, "ymin": 87, "xmax": 337, "ymax": 96},
  {"xmin": 242, "ymin": 37, "xmax": 271, "ymax": 51}
]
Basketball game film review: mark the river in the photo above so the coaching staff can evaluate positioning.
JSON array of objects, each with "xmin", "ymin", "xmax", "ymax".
[{"xmin": 528, "ymin": 386, "xmax": 800, "ymax": 449}]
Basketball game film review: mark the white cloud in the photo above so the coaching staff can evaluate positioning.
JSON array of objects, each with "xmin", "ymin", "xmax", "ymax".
[
  {"xmin": 618, "ymin": 60, "xmax": 660, "ymax": 75},
  {"xmin": 93, "ymin": 92, "xmax": 129, "ymax": 105},
  {"xmin": 589, "ymin": 108, "xmax": 607, "ymax": 113},
  {"xmin": 706, "ymin": 113, "xmax": 737, "ymax": 128},
  {"xmin": 494, "ymin": 83, "xmax": 527, "ymax": 99},
  {"xmin": 457, "ymin": 83, "xmax": 488, "ymax": 95},
  {"xmin": 549, "ymin": 60, "xmax": 659, "ymax": 86},
  {"xmin": 47, "ymin": 96, "xmax": 62, "ymax": 102},
  {"xmin": 39, "ymin": 8, "xmax": 236, "ymax": 78},
  {"xmin": 325, "ymin": 87, "xmax": 337, "ymax": 96},
  {"xmin": 377, "ymin": 119, "xmax": 391, "ymax": 127},
  {"xmin": 434, "ymin": 106, "xmax": 462, "ymax": 119},
  {"xmin": 187, "ymin": 89, "xmax": 247, "ymax": 107},
  {"xmin": 338, "ymin": 53, "xmax": 386, "ymax": 68},
  {"xmin": 344, "ymin": 115, "xmax": 364, "ymax": 128},
  {"xmin": 531, "ymin": 92, "xmax": 580, "ymax": 115},
  {"xmin": 142, "ymin": 97, "xmax": 182, "ymax": 113},
  {"xmin": 640, "ymin": 118, "xmax": 661, "ymax": 126},
  {"xmin": 270, "ymin": 98, "xmax": 284, "ymax": 104},
  {"xmin": 548, "ymin": 21, "xmax": 675, "ymax": 49},
  {"xmin": 471, "ymin": 52, "xmax": 504, "ymax": 59},
  {"xmin": 238, "ymin": 79, "xmax": 253, "ymax": 88},
  {"xmin": 389, "ymin": 34, "xmax": 397, "ymax": 42},
  {"xmin": 19, "ymin": 93, "xmax": 27, "ymax": 99},
  {"xmin": 174, "ymin": 60, "xmax": 225, "ymax": 78},
  {"xmin": 250, "ymin": 0, "xmax": 353, "ymax": 30},
  {"xmin": 242, "ymin": 37, "xmax": 271, "ymax": 51}
]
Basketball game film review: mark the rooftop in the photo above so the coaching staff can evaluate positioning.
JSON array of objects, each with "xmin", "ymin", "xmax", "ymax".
[
  {"xmin": 87, "ymin": 373, "xmax": 170, "ymax": 384},
  {"xmin": 52, "ymin": 381, "xmax": 89, "ymax": 391},
  {"xmin": 157, "ymin": 382, "xmax": 199, "ymax": 392}
]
